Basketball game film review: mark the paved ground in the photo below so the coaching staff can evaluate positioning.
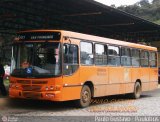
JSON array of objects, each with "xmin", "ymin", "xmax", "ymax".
[{"xmin": 0, "ymin": 86, "xmax": 160, "ymax": 121}]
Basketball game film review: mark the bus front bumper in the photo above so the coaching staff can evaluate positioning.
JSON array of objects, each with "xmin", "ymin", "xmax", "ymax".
[{"xmin": 9, "ymin": 88, "xmax": 61, "ymax": 101}]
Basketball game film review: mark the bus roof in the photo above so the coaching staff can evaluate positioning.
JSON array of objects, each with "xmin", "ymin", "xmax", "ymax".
[{"xmin": 18, "ymin": 30, "xmax": 157, "ymax": 51}]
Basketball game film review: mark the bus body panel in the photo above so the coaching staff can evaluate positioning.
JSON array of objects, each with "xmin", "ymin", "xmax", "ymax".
[
  {"xmin": 149, "ymin": 68, "xmax": 158, "ymax": 90},
  {"xmin": 61, "ymin": 67, "xmax": 81, "ymax": 101}
]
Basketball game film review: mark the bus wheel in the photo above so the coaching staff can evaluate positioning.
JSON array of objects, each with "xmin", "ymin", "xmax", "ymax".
[
  {"xmin": 131, "ymin": 82, "xmax": 141, "ymax": 99},
  {"xmin": 76, "ymin": 85, "xmax": 91, "ymax": 108}
]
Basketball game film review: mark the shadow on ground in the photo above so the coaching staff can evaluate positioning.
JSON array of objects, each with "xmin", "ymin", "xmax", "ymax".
[
  {"xmin": 1, "ymin": 85, "xmax": 159, "ymax": 111},
  {"xmin": 0, "ymin": 92, "xmax": 153, "ymax": 113}
]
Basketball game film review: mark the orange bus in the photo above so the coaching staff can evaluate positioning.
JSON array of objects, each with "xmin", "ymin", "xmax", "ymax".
[{"xmin": 9, "ymin": 30, "xmax": 158, "ymax": 107}]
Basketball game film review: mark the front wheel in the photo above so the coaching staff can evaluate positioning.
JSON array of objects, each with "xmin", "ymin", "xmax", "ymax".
[{"xmin": 75, "ymin": 85, "xmax": 91, "ymax": 108}]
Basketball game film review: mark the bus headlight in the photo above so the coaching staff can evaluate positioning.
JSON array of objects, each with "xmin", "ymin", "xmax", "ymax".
[
  {"xmin": 45, "ymin": 93, "xmax": 55, "ymax": 98},
  {"xmin": 45, "ymin": 86, "xmax": 60, "ymax": 91},
  {"xmin": 45, "ymin": 87, "xmax": 49, "ymax": 91},
  {"xmin": 9, "ymin": 84, "xmax": 20, "ymax": 89},
  {"xmin": 50, "ymin": 86, "xmax": 54, "ymax": 90}
]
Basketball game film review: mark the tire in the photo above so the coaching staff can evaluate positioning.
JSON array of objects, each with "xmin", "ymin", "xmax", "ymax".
[
  {"xmin": 75, "ymin": 85, "xmax": 91, "ymax": 108},
  {"xmin": 131, "ymin": 82, "xmax": 141, "ymax": 99}
]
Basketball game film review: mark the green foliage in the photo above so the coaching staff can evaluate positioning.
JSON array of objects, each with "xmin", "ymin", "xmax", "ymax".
[
  {"xmin": 117, "ymin": 0, "xmax": 160, "ymax": 25},
  {"xmin": 154, "ymin": 19, "xmax": 160, "ymax": 24}
]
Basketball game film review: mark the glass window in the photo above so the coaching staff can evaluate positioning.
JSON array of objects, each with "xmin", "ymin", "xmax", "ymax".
[
  {"xmin": 132, "ymin": 49, "xmax": 140, "ymax": 67},
  {"xmin": 63, "ymin": 44, "xmax": 79, "ymax": 75},
  {"xmin": 150, "ymin": 52, "xmax": 157, "ymax": 67},
  {"xmin": 108, "ymin": 45, "xmax": 120, "ymax": 66},
  {"xmin": 11, "ymin": 42, "xmax": 61, "ymax": 78},
  {"xmin": 95, "ymin": 44, "xmax": 107, "ymax": 65},
  {"xmin": 64, "ymin": 44, "xmax": 78, "ymax": 64},
  {"xmin": 80, "ymin": 42, "xmax": 93, "ymax": 65},
  {"xmin": 141, "ymin": 50, "xmax": 149, "ymax": 67},
  {"xmin": 121, "ymin": 47, "xmax": 131, "ymax": 66}
]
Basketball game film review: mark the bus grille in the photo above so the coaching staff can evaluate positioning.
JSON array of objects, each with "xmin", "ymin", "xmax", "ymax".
[
  {"xmin": 17, "ymin": 80, "xmax": 31, "ymax": 84},
  {"xmin": 22, "ymin": 85, "xmax": 42, "ymax": 91},
  {"xmin": 32, "ymin": 81, "xmax": 48, "ymax": 84}
]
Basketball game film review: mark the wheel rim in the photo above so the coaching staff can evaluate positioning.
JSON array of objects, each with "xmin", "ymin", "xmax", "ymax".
[
  {"xmin": 135, "ymin": 84, "xmax": 141, "ymax": 97},
  {"xmin": 82, "ymin": 90, "xmax": 90, "ymax": 103}
]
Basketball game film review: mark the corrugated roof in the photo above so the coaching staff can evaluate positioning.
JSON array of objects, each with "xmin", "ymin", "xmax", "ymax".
[{"xmin": 0, "ymin": 0, "xmax": 160, "ymax": 42}]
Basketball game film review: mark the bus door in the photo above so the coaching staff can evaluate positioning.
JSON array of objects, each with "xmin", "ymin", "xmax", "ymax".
[
  {"xmin": 62, "ymin": 38, "xmax": 80, "ymax": 100},
  {"xmin": 149, "ymin": 52, "xmax": 158, "ymax": 90},
  {"xmin": 94, "ymin": 44, "xmax": 108, "ymax": 96},
  {"xmin": 140, "ymin": 50, "xmax": 150, "ymax": 91},
  {"xmin": 120, "ymin": 47, "xmax": 132, "ymax": 94},
  {"xmin": 107, "ymin": 45, "xmax": 124, "ymax": 95}
]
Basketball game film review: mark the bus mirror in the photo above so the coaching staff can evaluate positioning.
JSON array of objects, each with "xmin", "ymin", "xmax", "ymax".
[{"xmin": 63, "ymin": 45, "xmax": 68, "ymax": 54}]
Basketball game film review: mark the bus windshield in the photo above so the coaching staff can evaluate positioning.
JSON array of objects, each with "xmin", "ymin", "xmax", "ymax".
[{"xmin": 11, "ymin": 42, "xmax": 61, "ymax": 78}]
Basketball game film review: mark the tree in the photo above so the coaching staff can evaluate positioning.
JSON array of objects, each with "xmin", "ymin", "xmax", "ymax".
[
  {"xmin": 139, "ymin": 0, "xmax": 150, "ymax": 7},
  {"xmin": 110, "ymin": 4, "xmax": 116, "ymax": 8},
  {"xmin": 117, "ymin": 0, "xmax": 160, "ymax": 25}
]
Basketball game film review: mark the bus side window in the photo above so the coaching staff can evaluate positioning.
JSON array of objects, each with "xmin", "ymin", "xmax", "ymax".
[
  {"xmin": 95, "ymin": 44, "xmax": 107, "ymax": 65},
  {"xmin": 80, "ymin": 42, "xmax": 93, "ymax": 65},
  {"xmin": 150, "ymin": 52, "xmax": 157, "ymax": 67},
  {"xmin": 131, "ymin": 49, "xmax": 140, "ymax": 67},
  {"xmin": 108, "ymin": 45, "xmax": 120, "ymax": 66},
  {"xmin": 63, "ymin": 44, "xmax": 79, "ymax": 75},
  {"xmin": 141, "ymin": 50, "xmax": 149, "ymax": 67},
  {"xmin": 121, "ymin": 47, "xmax": 131, "ymax": 66}
]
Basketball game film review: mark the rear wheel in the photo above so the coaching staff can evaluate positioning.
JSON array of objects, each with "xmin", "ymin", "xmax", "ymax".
[
  {"xmin": 75, "ymin": 85, "xmax": 91, "ymax": 108},
  {"xmin": 131, "ymin": 82, "xmax": 141, "ymax": 99}
]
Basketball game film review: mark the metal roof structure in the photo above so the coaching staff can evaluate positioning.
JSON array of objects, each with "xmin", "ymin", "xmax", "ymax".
[{"xmin": 0, "ymin": 0, "xmax": 160, "ymax": 43}]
